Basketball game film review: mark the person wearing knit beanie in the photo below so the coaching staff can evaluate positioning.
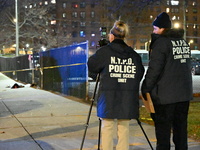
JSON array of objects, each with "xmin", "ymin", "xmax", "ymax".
[
  {"xmin": 153, "ymin": 12, "xmax": 171, "ymax": 28},
  {"xmin": 142, "ymin": 11, "xmax": 192, "ymax": 150}
]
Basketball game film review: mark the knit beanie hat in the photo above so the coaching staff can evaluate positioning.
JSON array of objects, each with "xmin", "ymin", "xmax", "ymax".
[{"xmin": 153, "ymin": 12, "xmax": 171, "ymax": 28}]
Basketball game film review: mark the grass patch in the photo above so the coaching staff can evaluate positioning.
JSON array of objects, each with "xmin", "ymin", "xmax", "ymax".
[
  {"xmin": 139, "ymin": 101, "xmax": 200, "ymax": 141},
  {"xmin": 188, "ymin": 102, "xmax": 200, "ymax": 141}
]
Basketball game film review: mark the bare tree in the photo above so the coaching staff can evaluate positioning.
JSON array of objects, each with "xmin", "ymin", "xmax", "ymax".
[{"xmin": 0, "ymin": 0, "xmax": 58, "ymax": 54}]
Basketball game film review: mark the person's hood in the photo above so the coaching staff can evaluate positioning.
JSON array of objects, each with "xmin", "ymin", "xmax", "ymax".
[
  {"xmin": 150, "ymin": 28, "xmax": 185, "ymax": 48},
  {"xmin": 165, "ymin": 28, "xmax": 185, "ymax": 38},
  {"xmin": 151, "ymin": 28, "xmax": 185, "ymax": 40},
  {"xmin": 109, "ymin": 39, "xmax": 134, "ymax": 58}
]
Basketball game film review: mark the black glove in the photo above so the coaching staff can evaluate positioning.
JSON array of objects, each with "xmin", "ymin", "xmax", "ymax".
[
  {"xmin": 141, "ymin": 80, "xmax": 147, "ymax": 100},
  {"xmin": 88, "ymin": 72, "xmax": 98, "ymax": 81}
]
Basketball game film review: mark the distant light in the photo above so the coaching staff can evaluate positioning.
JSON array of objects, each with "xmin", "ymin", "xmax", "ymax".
[
  {"xmin": 166, "ymin": 8, "xmax": 170, "ymax": 13},
  {"xmin": 45, "ymin": 1, "xmax": 48, "ymax": 5},
  {"xmin": 26, "ymin": 44, "xmax": 30, "ymax": 48},
  {"xmin": 51, "ymin": 20, "xmax": 56, "ymax": 25},
  {"xmin": 171, "ymin": 0, "xmax": 179, "ymax": 5},
  {"xmin": 189, "ymin": 40, "xmax": 194, "ymax": 44},
  {"xmin": 174, "ymin": 23, "xmax": 180, "ymax": 28},
  {"xmin": 80, "ymin": 31, "xmax": 85, "ymax": 37},
  {"xmin": 91, "ymin": 33, "xmax": 95, "ymax": 37},
  {"xmin": 41, "ymin": 46, "xmax": 46, "ymax": 51},
  {"xmin": 51, "ymin": 0, "xmax": 56, "ymax": 4},
  {"xmin": 172, "ymin": 16, "xmax": 176, "ymax": 20}
]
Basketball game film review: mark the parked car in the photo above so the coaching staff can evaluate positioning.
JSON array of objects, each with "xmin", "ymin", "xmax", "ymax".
[
  {"xmin": 191, "ymin": 58, "xmax": 200, "ymax": 75},
  {"xmin": 191, "ymin": 50, "xmax": 200, "ymax": 75}
]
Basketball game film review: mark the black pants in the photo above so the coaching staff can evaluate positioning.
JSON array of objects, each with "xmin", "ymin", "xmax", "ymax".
[{"xmin": 151, "ymin": 101, "xmax": 190, "ymax": 150}]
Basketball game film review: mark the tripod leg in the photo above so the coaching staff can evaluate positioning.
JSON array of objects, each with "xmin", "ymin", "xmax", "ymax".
[
  {"xmin": 136, "ymin": 119, "xmax": 154, "ymax": 150},
  {"xmin": 98, "ymin": 118, "xmax": 102, "ymax": 150},
  {"xmin": 80, "ymin": 100, "xmax": 94, "ymax": 150},
  {"xmin": 80, "ymin": 74, "xmax": 100, "ymax": 150}
]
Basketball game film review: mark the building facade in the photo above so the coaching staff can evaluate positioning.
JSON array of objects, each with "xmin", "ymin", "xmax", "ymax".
[
  {"xmin": 54, "ymin": 0, "xmax": 200, "ymax": 53},
  {"xmin": 1, "ymin": 0, "xmax": 199, "ymax": 55}
]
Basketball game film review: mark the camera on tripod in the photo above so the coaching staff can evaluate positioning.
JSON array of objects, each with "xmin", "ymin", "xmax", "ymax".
[{"xmin": 98, "ymin": 27, "xmax": 109, "ymax": 47}]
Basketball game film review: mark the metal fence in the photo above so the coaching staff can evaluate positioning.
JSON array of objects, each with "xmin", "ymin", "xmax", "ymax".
[{"xmin": 0, "ymin": 42, "xmax": 89, "ymax": 100}]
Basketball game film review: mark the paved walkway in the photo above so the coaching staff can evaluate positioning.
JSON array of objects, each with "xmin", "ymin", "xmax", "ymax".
[{"xmin": 0, "ymin": 73, "xmax": 200, "ymax": 150}]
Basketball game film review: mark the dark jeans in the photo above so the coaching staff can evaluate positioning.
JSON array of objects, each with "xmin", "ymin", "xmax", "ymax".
[{"xmin": 151, "ymin": 101, "xmax": 190, "ymax": 150}]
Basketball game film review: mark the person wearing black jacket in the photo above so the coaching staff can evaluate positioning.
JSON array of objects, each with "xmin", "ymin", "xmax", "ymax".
[
  {"xmin": 142, "ymin": 12, "xmax": 193, "ymax": 150},
  {"xmin": 88, "ymin": 20, "xmax": 144, "ymax": 150}
]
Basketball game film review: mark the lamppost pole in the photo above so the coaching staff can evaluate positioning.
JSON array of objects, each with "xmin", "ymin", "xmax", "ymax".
[
  {"xmin": 15, "ymin": 0, "xmax": 19, "ymax": 56},
  {"xmin": 183, "ymin": 0, "xmax": 186, "ymax": 40}
]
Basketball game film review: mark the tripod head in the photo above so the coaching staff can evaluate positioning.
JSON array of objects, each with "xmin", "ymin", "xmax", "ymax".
[
  {"xmin": 89, "ymin": 27, "xmax": 109, "ymax": 81},
  {"xmin": 98, "ymin": 27, "xmax": 109, "ymax": 47}
]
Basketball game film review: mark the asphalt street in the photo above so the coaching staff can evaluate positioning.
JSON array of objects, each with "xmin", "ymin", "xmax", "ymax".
[{"xmin": 0, "ymin": 73, "xmax": 200, "ymax": 150}]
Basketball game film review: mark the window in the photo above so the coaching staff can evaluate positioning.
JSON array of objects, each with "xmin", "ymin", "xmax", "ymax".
[
  {"xmin": 171, "ymin": 0, "xmax": 179, "ymax": 5},
  {"xmin": 72, "ymin": 21, "xmax": 78, "ymax": 28},
  {"xmin": 91, "ymin": 11, "xmax": 95, "ymax": 18},
  {"xmin": 192, "ymin": 2, "xmax": 197, "ymax": 6},
  {"xmin": 186, "ymin": 16, "xmax": 188, "ymax": 21},
  {"xmin": 63, "ymin": 3, "xmax": 66, "ymax": 8},
  {"xmin": 80, "ymin": 31, "xmax": 86, "ymax": 37},
  {"xmin": 156, "ymin": 1, "xmax": 161, "ymax": 5},
  {"xmin": 62, "ymin": 13, "xmax": 66, "ymax": 18},
  {"xmin": 193, "ymin": 9, "xmax": 197, "ymax": 13},
  {"xmin": 62, "ymin": 21, "xmax": 67, "ymax": 28},
  {"xmin": 72, "ymin": 12, "xmax": 78, "ymax": 18},
  {"xmin": 72, "ymin": 31, "xmax": 78, "ymax": 37},
  {"xmin": 80, "ymin": 2, "xmax": 86, "ymax": 8},
  {"xmin": 80, "ymin": 22, "xmax": 86, "ymax": 27},
  {"xmin": 193, "ymin": 31, "xmax": 198, "ymax": 36},
  {"xmin": 44, "ymin": 1, "xmax": 48, "ymax": 5},
  {"xmin": 63, "ymin": 31, "xmax": 67, "ymax": 36},
  {"xmin": 171, "ymin": 8, "xmax": 179, "ymax": 13},
  {"xmin": 194, "ymin": 39, "xmax": 198, "ymax": 44},
  {"xmin": 167, "ymin": 1, "xmax": 170, "ymax": 5},
  {"xmin": 166, "ymin": 8, "xmax": 170, "ymax": 13},
  {"xmin": 91, "ymin": 21, "xmax": 96, "ymax": 27},
  {"xmin": 193, "ymin": 24, "xmax": 198, "ymax": 29},
  {"xmin": 91, "ymin": 2, "xmax": 95, "ymax": 8},
  {"xmin": 80, "ymin": 12, "xmax": 86, "ymax": 18},
  {"xmin": 193, "ymin": 16, "xmax": 197, "ymax": 21},
  {"xmin": 51, "ymin": 0, "xmax": 56, "ymax": 4},
  {"xmin": 91, "ymin": 32, "xmax": 95, "ymax": 37},
  {"xmin": 72, "ymin": 3, "xmax": 78, "ymax": 8},
  {"xmin": 139, "ymin": 38, "xmax": 148, "ymax": 43},
  {"xmin": 91, "ymin": 41, "xmax": 96, "ymax": 47},
  {"xmin": 51, "ymin": 20, "xmax": 56, "ymax": 25}
]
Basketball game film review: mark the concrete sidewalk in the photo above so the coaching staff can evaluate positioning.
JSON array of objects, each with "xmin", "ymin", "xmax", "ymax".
[{"xmin": 0, "ymin": 73, "xmax": 200, "ymax": 150}]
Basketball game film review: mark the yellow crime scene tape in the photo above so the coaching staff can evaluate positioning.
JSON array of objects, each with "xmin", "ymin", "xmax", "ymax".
[{"xmin": 0, "ymin": 63, "xmax": 86, "ymax": 73}]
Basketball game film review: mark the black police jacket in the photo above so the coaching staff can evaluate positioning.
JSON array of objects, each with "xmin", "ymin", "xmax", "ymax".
[
  {"xmin": 88, "ymin": 39, "xmax": 144, "ymax": 119},
  {"xmin": 142, "ymin": 29, "xmax": 193, "ymax": 105}
]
